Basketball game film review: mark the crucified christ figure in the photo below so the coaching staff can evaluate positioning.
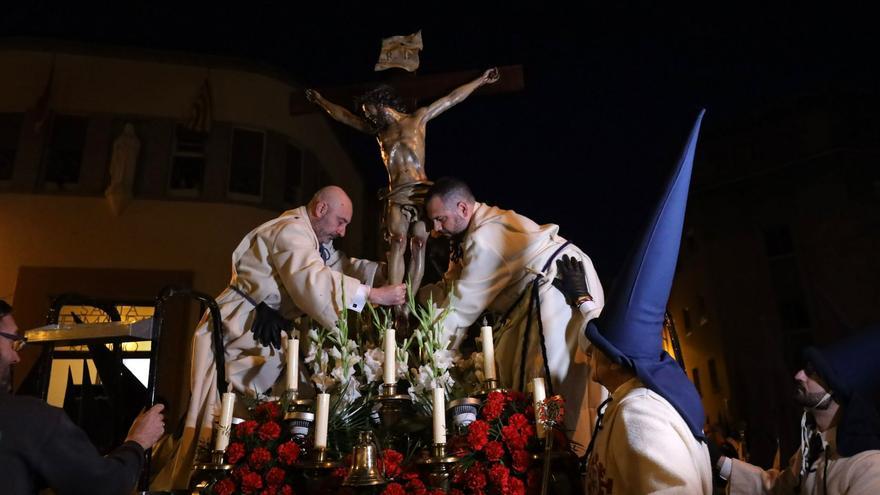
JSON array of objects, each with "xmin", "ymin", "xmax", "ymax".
[{"xmin": 306, "ymin": 67, "xmax": 500, "ymax": 298}]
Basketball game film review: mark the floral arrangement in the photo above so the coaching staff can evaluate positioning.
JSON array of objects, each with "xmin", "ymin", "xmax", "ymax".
[
  {"xmin": 446, "ymin": 390, "xmax": 549, "ymax": 495},
  {"xmin": 304, "ymin": 307, "xmax": 362, "ymax": 407},
  {"xmin": 212, "ymin": 401, "xmax": 302, "ymax": 495},
  {"xmin": 206, "ymin": 281, "xmax": 572, "ymax": 495},
  {"xmin": 405, "ymin": 288, "xmax": 456, "ymax": 413}
]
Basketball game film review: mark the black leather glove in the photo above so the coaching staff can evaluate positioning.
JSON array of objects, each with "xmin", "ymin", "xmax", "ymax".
[
  {"xmin": 552, "ymin": 255, "xmax": 591, "ymax": 306},
  {"xmin": 251, "ymin": 302, "xmax": 291, "ymax": 350}
]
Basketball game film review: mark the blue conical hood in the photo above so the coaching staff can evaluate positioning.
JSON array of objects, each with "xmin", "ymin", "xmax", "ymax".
[{"xmin": 586, "ymin": 109, "xmax": 707, "ymax": 439}]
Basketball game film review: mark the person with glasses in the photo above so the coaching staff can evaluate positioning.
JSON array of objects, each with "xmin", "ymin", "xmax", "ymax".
[
  {"xmin": 0, "ymin": 300, "xmax": 166, "ymax": 495},
  {"xmin": 0, "ymin": 300, "xmax": 23, "ymax": 392}
]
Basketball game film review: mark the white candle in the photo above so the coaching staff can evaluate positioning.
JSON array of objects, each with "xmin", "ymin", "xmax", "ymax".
[
  {"xmin": 384, "ymin": 328, "xmax": 396, "ymax": 385},
  {"xmin": 532, "ymin": 377, "xmax": 547, "ymax": 439},
  {"xmin": 314, "ymin": 393, "xmax": 330, "ymax": 449},
  {"xmin": 215, "ymin": 385, "xmax": 235, "ymax": 451},
  {"xmin": 286, "ymin": 337, "xmax": 299, "ymax": 392},
  {"xmin": 433, "ymin": 387, "xmax": 446, "ymax": 445},
  {"xmin": 481, "ymin": 324, "xmax": 497, "ymax": 381}
]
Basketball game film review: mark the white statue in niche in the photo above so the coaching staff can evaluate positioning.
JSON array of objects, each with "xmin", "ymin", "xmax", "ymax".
[{"xmin": 104, "ymin": 123, "xmax": 140, "ymax": 215}]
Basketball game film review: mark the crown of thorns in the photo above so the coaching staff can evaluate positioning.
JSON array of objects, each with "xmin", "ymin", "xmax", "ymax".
[{"xmin": 355, "ymin": 85, "xmax": 408, "ymax": 114}]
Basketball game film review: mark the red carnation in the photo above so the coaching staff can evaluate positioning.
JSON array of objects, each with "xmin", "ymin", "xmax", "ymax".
[
  {"xmin": 506, "ymin": 391, "xmax": 526, "ymax": 403},
  {"xmin": 265, "ymin": 466, "xmax": 285, "ymax": 486},
  {"xmin": 468, "ymin": 420, "xmax": 490, "ymax": 451},
  {"xmin": 488, "ymin": 463, "xmax": 510, "ymax": 491},
  {"xmin": 509, "ymin": 476, "xmax": 526, "ymax": 495},
  {"xmin": 484, "ymin": 440, "xmax": 505, "ymax": 462},
  {"xmin": 511, "ymin": 449, "xmax": 531, "ymax": 473},
  {"xmin": 248, "ymin": 447, "xmax": 272, "ymax": 470},
  {"xmin": 258, "ymin": 421, "xmax": 281, "ymax": 441},
  {"xmin": 465, "ymin": 463, "xmax": 487, "ymax": 491},
  {"xmin": 482, "ymin": 392, "xmax": 506, "ymax": 421},
  {"xmin": 277, "ymin": 441, "xmax": 301, "ymax": 465},
  {"xmin": 232, "ymin": 465, "xmax": 251, "ymax": 481},
  {"xmin": 382, "ymin": 482, "xmax": 405, "ymax": 495},
  {"xmin": 226, "ymin": 442, "xmax": 246, "ymax": 464},
  {"xmin": 241, "ymin": 471, "xmax": 264, "ymax": 494},
  {"xmin": 279, "ymin": 485, "xmax": 294, "ymax": 495},
  {"xmin": 259, "ymin": 489, "xmax": 276, "ymax": 495},
  {"xmin": 255, "ymin": 401, "xmax": 281, "ymax": 420},
  {"xmin": 502, "ymin": 414, "xmax": 534, "ymax": 451},
  {"xmin": 406, "ymin": 477, "xmax": 427, "ymax": 495},
  {"xmin": 332, "ymin": 466, "xmax": 348, "ymax": 479},
  {"xmin": 235, "ymin": 420, "xmax": 259, "ymax": 438},
  {"xmin": 381, "ymin": 448, "xmax": 404, "ymax": 478},
  {"xmin": 213, "ymin": 477, "xmax": 236, "ymax": 495},
  {"xmin": 428, "ymin": 490, "xmax": 446, "ymax": 495}
]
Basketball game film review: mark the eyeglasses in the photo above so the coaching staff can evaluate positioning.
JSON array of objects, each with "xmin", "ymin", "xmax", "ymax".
[{"xmin": 0, "ymin": 332, "xmax": 26, "ymax": 352}]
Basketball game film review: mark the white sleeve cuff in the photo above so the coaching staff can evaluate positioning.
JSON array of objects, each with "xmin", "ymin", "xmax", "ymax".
[
  {"xmin": 719, "ymin": 456, "xmax": 732, "ymax": 480},
  {"xmin": 348, "ymin": 284, "xmax": 369, "ymax": 313},
  {"xmin": 578, "ymin": 298, "xmax": 601, "ymax": 317}
]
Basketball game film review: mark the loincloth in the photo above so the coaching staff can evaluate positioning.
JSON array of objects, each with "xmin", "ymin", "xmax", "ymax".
[{"xmin": 378, "ymin": 180, "xmax": 433, "ymax": 224}]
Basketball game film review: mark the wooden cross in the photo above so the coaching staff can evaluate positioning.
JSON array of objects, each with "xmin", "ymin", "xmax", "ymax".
[{"xmin": 289, "ymin": 64, "xmax": 525, "ymax": 115}]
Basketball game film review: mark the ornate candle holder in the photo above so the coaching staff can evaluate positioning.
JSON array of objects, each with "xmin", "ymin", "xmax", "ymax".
[
  {"xmin": 296, "ymin": 446, "xmax": 341, "ymax": 470},
  {"xmin": 188, "ymin": 450, "xmax": 232, "ymax": 494},
  {"xmin": 416, "ymin": 443, "xmax": 459, "ymax": 491},
  {"xmin": 283, "ymin": 395, "xmax": 315, "ymax": 440},
  {"xmin": 447, "ymin": 397, "xmax": 482, "ymax": 435},
  {"xmin": 284, "ymin": 411, "xmax": 314, "ymax": 440},
  {"xmin": 377, "ymin": 383, "xmax": 412, "ymax": 429},
  {"xmin": 295, "ymin": 447, "xmax": 343, "ymax": 494}
]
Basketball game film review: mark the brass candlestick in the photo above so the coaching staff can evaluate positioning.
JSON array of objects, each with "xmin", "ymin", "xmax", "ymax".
[
  {"xmin": 188, "ymin": 451, "xmax": 232, "ymax": 494},
  {"xmin": 416, "ymin": 443, "xmax": 459, "ymax": 491},
  {"xmin": 377, "ymin": 384, "xmax": 412, "ymax": 429},
  {"xmin": 296, "ymin": 447, "xmax": 343, "ymax": 494},
  {"xmin": 381, "ymin": 382, "xmax": 397, "ymax": 397},
  {"xmin": 296, "ymin": 446, "xmax": 341, "ymax": 470}
]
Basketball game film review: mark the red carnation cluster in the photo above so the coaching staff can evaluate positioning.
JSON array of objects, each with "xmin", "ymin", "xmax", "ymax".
[
  {"xmin": 501, "ymin": 413, "xmax": 534, "ymax": 450},
  {"xmin": 448, "ymin": 391, "xmax": 555, "ymax": 494},
  {"xmin": 381, "ymin": 448, "xmax": 405, "ymax": 479},
  {"xmin": 481, "ymin": 391, "xmax": 507, "ymax": 421},
  {"xmin": 213, "ymin": 398, "xmax": 301, "ymax": 494},
  {"xmin": 277, "ymin": 441, "xmax": 301, "ymax": 466}
]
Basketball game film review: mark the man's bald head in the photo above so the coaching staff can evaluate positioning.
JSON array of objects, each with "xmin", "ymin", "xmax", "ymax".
[{"xmin": 308, "ymin": 186, "xmax": 353, "ymax": 243}]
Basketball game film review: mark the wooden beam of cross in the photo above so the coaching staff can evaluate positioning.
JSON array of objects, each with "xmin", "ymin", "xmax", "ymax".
[{"xmin": 289, "ymin": 64, "xmax": 525, "ymax": 116}]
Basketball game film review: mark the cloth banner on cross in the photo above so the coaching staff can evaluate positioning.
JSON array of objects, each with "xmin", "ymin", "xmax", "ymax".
[{"xmin": 374, "ymin": 30, "xmax": 423, "ymax": 72}]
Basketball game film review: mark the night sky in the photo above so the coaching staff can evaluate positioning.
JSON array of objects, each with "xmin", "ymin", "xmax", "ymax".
[{"xmin": 3, "ymin": 4, "xmax": 876, "ymax": 280}]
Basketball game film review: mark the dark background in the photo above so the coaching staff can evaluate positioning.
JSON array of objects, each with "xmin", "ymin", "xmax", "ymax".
[{"xmin": 4, "ymin": 4, "xmax": 876, "ymax": 280}]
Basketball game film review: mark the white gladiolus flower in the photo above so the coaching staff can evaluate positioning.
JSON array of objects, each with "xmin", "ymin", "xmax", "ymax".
[
  {"xmin": 433, "ymin": 349, "xmax": 455, "ymax": 370},
  {"xmin": 363, "ymin": 347, "xmax": 384, "ymax": 383},
  {"xmin": 311, "ymin": 373, "xmax": 337, "ymax": 392}
]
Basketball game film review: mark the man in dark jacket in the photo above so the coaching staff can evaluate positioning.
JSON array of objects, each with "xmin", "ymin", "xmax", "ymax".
[{"xmin": 0, "ymin": 300, "xmax": 165, "ymax": 495}]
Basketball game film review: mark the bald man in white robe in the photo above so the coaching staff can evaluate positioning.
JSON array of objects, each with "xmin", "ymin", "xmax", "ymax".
[{"xmin": 153, "ymin": 186, "xmax": 404, "ymax": 489}]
